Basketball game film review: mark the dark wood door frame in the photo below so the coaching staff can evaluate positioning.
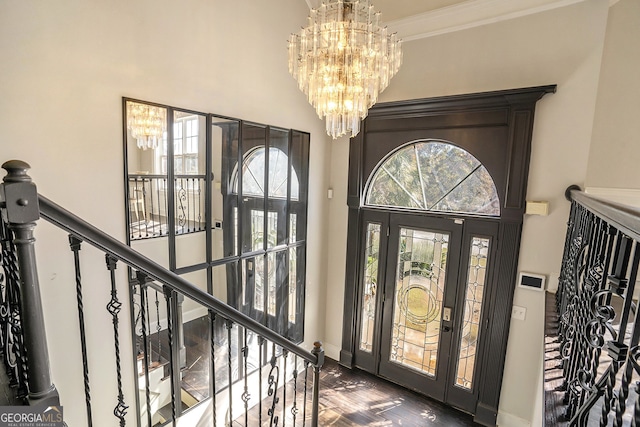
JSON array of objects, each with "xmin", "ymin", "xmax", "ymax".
[{"xmin": 339, "ymin": 85, "xmax": 556, "ymax": 426}]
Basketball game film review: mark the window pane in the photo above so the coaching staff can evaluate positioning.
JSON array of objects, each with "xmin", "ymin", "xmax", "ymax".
[
  {"xmin": 289, "ymin": 247, "xmax": 297, "ymax": 325},
  {"xmin": 390, "ymin": 228, "xmax": 449, "ymax": 377},
  {"xmin": 455, "ymin": 237, "xmax": 490, "ymax": 390},
  {"xmin": 250, "ymin": 209, "xmax": 264, "ymax": 252},
  {"xmin": 211, "ymin": 116, "xmax": 239, "ymax": 261},
  {"xmin": 359, "ymin": 223, "xmax": 381, "ymax": 353},
  {"xmin": 366, "ymin": 141, "xmax": 500, "ymax": 216},
  {"xmin": 269, "ymin": 128, "xmax": 289, "ymax": 199}
]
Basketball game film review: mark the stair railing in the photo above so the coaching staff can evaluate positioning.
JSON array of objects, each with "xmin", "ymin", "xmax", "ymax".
[
  {"xmin": 0, "ymin": 160, "xmax": 324, "ymax": 427},
  {"xmin": 547, "ymin": 185, "xmax": 640, "ymax": 426}
]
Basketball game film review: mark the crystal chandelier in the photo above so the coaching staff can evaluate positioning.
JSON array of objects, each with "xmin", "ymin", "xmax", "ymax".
[
  {"xmin": 288, "ymin": 0, "xmax": 402, "ymax": 139},
  {"xmin": 126, "ymin": 101, "xmax": 167, "ymax": 150}
]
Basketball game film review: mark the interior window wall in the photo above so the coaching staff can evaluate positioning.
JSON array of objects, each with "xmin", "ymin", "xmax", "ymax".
[{"xmin": 124, "ymin": 99, "xmax": 309, "ymax": 343}]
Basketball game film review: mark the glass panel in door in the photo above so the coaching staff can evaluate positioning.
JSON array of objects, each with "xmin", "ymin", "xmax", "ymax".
[
  {"xmin": 455, "ymin": 236, "xmax": 490, "ymax": 390},
  {"xmin": 378, "ymin": 215, "xmax": 461, "ymax": 401},
  {"xmin": 389, "ymin": 228, "xmax": 449, "ymax": 376}
]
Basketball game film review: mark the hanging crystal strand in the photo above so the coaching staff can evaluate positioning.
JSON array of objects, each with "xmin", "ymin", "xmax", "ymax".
[
  {"xmin": 68, "ymin": 236, "xmax": 93, "ymax": 427},
  {"xmin": 163, "ymin": 286, "xmax": 177, "ymax": 426},
  {"xmin": 267, "ymin": 342, "xmax": 281, "ymax": 426},
  {"xmin": 137, "ymin": 272, "xmax": 152, "ymax": 427},
  {"xmin": 258, "ymin": 336, "xmax": 265, "ymax": 425},
  {"xmin": 291, "ymin": 355, "xmax": 299, "ymax": 426},
  {"xmin": 226, "ymin": 319, "xmax": 234, "ymax": 426},
  {"xmin": 106, "ymin": 255, "xmax": 127, "ymax": 427},
  {"xmin": 242, "ymin": 328, "xmax": 250, "ymax": 427},
  {"xmin": 302, "ymin": 361, "xmax": 310, "ymax": 427},
  {"xmin": 209, "ymin": 311, "xmax": 217, "ymax": 427}
]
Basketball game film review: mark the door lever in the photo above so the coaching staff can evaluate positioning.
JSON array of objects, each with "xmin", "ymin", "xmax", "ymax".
[{"xmin": 442, "ymin": 325, "xmax": 451, "ymax": 332}]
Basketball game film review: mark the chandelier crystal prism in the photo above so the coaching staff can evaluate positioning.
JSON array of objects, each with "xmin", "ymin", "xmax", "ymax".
[
  {"xmin": 126, "ymin": 101, "xmax": 167, "ymax": 150},
  {"xmin": 288, "ymin": 0, "xmax": 402, "ymax": 139}
]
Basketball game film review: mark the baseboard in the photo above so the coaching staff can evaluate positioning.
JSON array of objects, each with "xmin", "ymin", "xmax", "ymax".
[
  {"xmin": 496, "ymin": 411, "xmax": 530, "ymax": 427},
  {"xmin": 323, "ymin": 342, "xmax": 341, "ymax": 361},
  {"xmin": 339, "ymin": 349, "xmax": 354, "ymax": 368},
  {"xmin": 474, "ymin": 402, "xmax": 498, "ymax": 426}
]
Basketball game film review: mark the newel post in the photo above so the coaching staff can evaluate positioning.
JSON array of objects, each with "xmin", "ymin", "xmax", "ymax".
[
  {"xmin": 1, "ymin": 160, "xmax": 59, "ymax": 406},
  {"xmin": 311, "ymin": 341, "xmax": 324, "ymax": 427}
]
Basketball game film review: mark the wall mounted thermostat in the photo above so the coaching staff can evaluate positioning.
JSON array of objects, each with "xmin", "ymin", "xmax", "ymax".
[{"xmin": 518, "ymin": 272, "xmax": 546, "ymax": 292}]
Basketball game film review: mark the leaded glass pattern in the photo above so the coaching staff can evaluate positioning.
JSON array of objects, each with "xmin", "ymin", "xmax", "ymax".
[
  {"xmin": 455, "ymin": 237, "xmax": 490, "ymax": 390},
  {"xmin": 390, "ymin": 228, "xmax": 449, "ymax": 376},
  {"xmin": 359, "ymin": 223, "xmax": 381, "ymax": 352},
  {"xmin": 366, "ymin": 141, "xmax": 500, "ymax": 216}
]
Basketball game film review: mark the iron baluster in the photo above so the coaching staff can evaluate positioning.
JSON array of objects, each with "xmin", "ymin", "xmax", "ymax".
[
  {"xmin": 69, "ymin": 235, "xmax": 93, "ymax": 427},
  {"xmin": 163, "ymin": 286, "xmax": 177, "ymax": 426},
  {"xmin": 177, "ymin": 178, "xmax": 187, "ymax": 232},
  {"xmin": 137, "ymin": 272, "xmax": 152, "ymax": 427},
  {"xmin": 311, "ymin": 342, "xmax": 324, "ymax": 427},
  {"xmin": 106, "ymin": 255, "xmax": 128, "ymax": 427},
  {"xmin": 291, "ymin": 355, "xmax": 299, "ymax": 426},
  {"xmin": 209, "ymin": 311, "xmax": 217, "ymax": 427},
  {"xmin": 282, "ymin": 349, "xmax": 288, "ymax": 427},
  {"xmin": 268, "ymin": 343, "xmax": 281, "ymax": 427},
  {"xmin": 161, "ymin": 178, "xmax": 167, "ymax": 236},
  {"xmin": 0, "ymin": 220, "xmax": 27, "ymax": 399},
  {"xmin": 612, "ymin": 242, "xmax": 640, "ymax": 427},
  {"xmin": 242, "ymin": 328, "xmax": 250, "ymax": 427},
  {"xmin": 154, "ymin": 290, "xmax": 161, "ymax": 363},
  {"xmin": 302, "ymin": 361, "xmax": 309, "ymax": 427},
  {"xmin": 259, "ymin": 335, "xmax": 265, "ymax": 426},
  {"xmin": 197, "ymin": 178, "xmax": 203, "ymax": 231},
  {"xmin": 226, "ymin": 319, "xmax": 234, "ymax": 426}
]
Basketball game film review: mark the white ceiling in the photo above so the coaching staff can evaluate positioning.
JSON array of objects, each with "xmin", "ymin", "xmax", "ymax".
[{"xmin": 303, "ymin": 0, "xmax": 615, "ymax": 42}]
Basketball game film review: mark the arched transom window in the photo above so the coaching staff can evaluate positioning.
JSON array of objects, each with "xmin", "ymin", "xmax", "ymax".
[
  {"xmin": 233, "ymin": 146, "xmax": 299, "ymax": 200},
  {"xmin": 365, "ymin": 140, "xmax": 500, "ymax": 216}
]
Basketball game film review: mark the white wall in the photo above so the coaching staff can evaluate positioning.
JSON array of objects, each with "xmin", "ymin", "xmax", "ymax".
[
  {"xmin": 0, "ymin": 1, "xmax": 330, "ymax": 426},
  {"xmin": 324, "ymin": 0, "xmax": 609, "ymax": 425},
  {"xmin": 586, "ymin": 0, "xmax": 640, "ymax": 190}
]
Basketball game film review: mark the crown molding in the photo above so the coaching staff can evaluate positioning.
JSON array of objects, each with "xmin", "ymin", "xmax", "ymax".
[{"xmin": 386, "ymin": 0, "xmax": 588, "ymax": 41}]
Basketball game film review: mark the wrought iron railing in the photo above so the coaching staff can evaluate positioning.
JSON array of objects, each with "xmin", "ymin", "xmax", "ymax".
[
  {"xmin": 546, "ymin": 185, "xmax": 640, "ymax": 426},
  {"xmin": 128, "ymin": 175, "xmax": 206, "ymax": 240},
  {"xmin": 0, "ymin": 160, "xmax": 323, "ymax": 426}
]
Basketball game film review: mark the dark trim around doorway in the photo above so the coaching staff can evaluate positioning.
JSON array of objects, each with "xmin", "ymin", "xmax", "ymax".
[{"xmin": 339, "ymin": 85, "xmax": 556, "ymax": 426}]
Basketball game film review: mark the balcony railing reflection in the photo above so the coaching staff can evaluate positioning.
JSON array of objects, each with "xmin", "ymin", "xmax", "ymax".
[{"xmin": 129, "ymin": 175, "xmax": 206, "ymax": 240}]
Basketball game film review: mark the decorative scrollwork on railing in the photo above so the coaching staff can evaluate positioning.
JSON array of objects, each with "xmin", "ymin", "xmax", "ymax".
[
  {"xmin": 267, "ymin": 350, "xmax": 281, "ymax": 427},
  {"xmin": 585, "ymin": 290, "xmax": 617, "ymax": 349},
  {"xmin": 176, "ymin": 184, "xmax": 188, "ymax": 229},
  {"xmin": 0, "ymin": 221, "xmax": 28, "ymax": 400}
]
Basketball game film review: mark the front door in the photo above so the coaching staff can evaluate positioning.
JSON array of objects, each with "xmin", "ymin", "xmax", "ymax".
[{"xmin": 354, "ymin": 210, "xmax": 498, "ymax": 413}]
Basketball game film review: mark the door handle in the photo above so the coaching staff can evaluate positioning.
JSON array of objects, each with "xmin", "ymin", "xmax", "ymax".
[{"xmin": 442, "ymin": 325, "xmax": 451, "ymax": 332}]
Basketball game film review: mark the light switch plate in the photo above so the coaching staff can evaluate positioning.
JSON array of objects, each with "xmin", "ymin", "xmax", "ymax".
[{"xmin": 512, "ymin": 305, "xmax": 526, "ymax": 321}]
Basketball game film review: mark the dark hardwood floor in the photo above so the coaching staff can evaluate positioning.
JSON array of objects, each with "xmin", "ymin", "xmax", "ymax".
[
  {"xmin": 141, "ymin": 315, "xmax": 482, "ymax": 426},
  {"xmin": 312, "ymin": 358, "xmax": 481, "ymax": 427}
]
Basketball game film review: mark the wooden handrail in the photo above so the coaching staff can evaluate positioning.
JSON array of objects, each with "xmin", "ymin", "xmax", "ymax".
[{"xmin": 565, "ymin": 186, "xmax": 640, "ymax": 243}]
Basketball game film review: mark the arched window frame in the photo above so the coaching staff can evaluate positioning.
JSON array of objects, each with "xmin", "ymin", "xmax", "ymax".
[{"xmin": 363, "ymin": 139, "xmax": 501, "ymax": 217}]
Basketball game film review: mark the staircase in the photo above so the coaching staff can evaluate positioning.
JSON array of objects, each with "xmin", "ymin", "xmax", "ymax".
[{"xmin": 0, "ymin": 160, "xmax": 323, "ymax": 426}]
